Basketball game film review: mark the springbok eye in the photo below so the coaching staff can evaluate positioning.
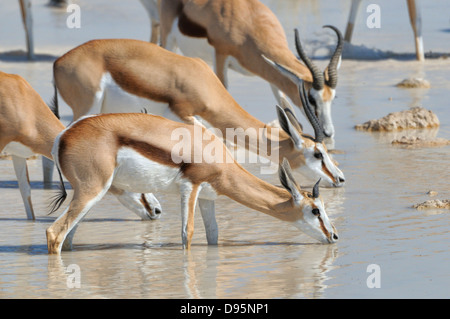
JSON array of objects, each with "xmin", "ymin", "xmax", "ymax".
[
  {"xmin": 314, "ymin": 152, "xmax": 323, "ymax": 160},
  {"xmin": 312, "ymin": 208, "xmax": 320, "ymax": 217}
]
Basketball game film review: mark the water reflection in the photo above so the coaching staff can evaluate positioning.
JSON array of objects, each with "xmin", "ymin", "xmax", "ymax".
[
  {"xmin": 368, "ymin": 128, "xmax": 439, "ymax": 144},
  {"xmin": 184, "ymin": 242, "xmax": 339, "ymax": 298},
  {"xmin": 44, "ymin": 240, "xmax": 338, "ymax": 298}
]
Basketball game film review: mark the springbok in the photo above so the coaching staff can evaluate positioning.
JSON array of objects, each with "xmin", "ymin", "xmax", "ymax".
[
  {"xmin": 158, "ymin": 0, "xmax": 343, "ymax": 140},
  {"xmin": 46, "ymin": 112, "xmax": 339, "ymax": 254},
  {"xmin": 0, "ymin": 71, "xmax": 162, "ymax": 220},
  {"xmin": 52, "ymin": 39, "xmax": 345, "ymax": 188}
]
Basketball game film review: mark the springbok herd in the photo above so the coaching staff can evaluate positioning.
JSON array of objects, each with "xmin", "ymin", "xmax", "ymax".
[{"xmin": 2, "ymin": 0, "xmax": 348, "ymax": 254}]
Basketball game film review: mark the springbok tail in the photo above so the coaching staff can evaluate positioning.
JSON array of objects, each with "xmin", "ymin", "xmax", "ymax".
[
  {"xmin": 48, "ymin": 82, "xmax": 60, "ymax": 120},
  {"xmin": 48, "ymin": 157, "xmax": 67, "ymax": 215}
]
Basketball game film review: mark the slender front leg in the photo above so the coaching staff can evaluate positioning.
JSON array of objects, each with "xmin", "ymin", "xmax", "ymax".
[
  {"xmin": 160, "ymin": 0, "xmax": 180, "ymax": 49},
  {"xmin": 42, "ymin": 156, "xmax": 54, "ymax": 189},
  {"xmin": 214, "ymin": 51, "xmax": 229, "ymax": 88},
  {"xmin": 198, "ymin": 198, "xmax": 218, "ymax": 245},
  {"xmin": 139, "ymin": 0, "xmax": 160, "ymax": 43},
  {"xmin": 407, "ymin": 0, "xmax": 424, "ymax": 61},
  {"xmin": 180, "ymin": 183, "xmax": 201, "ymax": 249},
  {"xmin": 19, "ymin": 0, "xmax": 35, "ymax": 60},
  {"xmin": 151, "ymin": 21, "xmax": 161, "ymax": 44},
  {"xmin": 12, "ymin": 155, "xmax": 34, "ymax": 220}
]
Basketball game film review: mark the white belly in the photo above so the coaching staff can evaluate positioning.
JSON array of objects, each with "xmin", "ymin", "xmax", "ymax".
[
  {"xmin": 113, "ymin": 147, "xmax": 182, "ymax": 194},
  {"xmin": 113, "ymin": 147, "xmax": 218, "ymax": 200},
  {"xmin": 94, "ymin": 73, "xmax": 182, "ymax": 123},
  {"xmin": 3, "ymin": 142, "xmax": 34, "ymax": 158}
]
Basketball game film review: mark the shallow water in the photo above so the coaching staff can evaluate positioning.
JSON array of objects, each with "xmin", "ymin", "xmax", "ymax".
[{"xmin": 0, "ymin": 0, "xmax": 449, "ymax": 299}]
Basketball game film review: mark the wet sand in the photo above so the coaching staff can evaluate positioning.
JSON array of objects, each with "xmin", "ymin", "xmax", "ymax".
[{"xmin": 0, "ymin": 0, "xmax": 449, "ymax": 299}]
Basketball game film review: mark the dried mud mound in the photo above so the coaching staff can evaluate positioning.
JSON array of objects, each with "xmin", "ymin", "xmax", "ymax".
[
  {"xmin": 391, "ymin": 136, "xmax": 450, "ymax": 148},
  {"xmin": 355, "ymin": 107, "xmax": 439, "ymax": 132},
  {"xmin": 413, "ymin": 199, "xmax": 450, "ymax": 210},
  {"xmin": 396, "ymin": 78, "xmax": 431, "ymax": 89}
]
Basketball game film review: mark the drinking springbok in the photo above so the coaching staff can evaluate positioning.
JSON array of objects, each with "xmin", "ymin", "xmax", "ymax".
[
  {"xmin": 52, "ymin": 39, "xmax": 345, "ymax": 188},
  {"xmin": 47, "ymin": 111, "xmax": 339, "ymax": 254}
]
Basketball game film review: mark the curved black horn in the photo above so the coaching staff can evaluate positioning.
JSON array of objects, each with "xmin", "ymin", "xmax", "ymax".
[
  {"xmin": 323, "ymin": 25, "xmax": 343, "ymax": 89},
  {"xmin": 299, "ymin": 81, "xmax": 324, "ymax": 143},
  {"xmin": 294, "ymin": 29, "xmax": 324, "ymax": 90},
  {"xmin": 312, "ymin": 178, "xmax": 321, "ymax": 198}
]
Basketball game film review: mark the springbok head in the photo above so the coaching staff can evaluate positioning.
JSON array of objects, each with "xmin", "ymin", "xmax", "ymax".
[
  {"xmin": 264, "ymin": 25, "xmax": 343, "ymax": 139},
  {"xmin": 279, "ymin": 158, "xmax": 338, "ymax": 244},
  {"xmin": 276, "ymin": 81, "xmax": 345, "ymax": 188}
]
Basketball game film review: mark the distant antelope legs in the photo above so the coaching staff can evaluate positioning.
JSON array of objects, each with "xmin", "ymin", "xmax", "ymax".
[
  {"xmin": 42, "ymin": 156, "xmax": 54, "ymax": 189},
  {"xmin": 214, "ymin": 52, "xmax": 229, "ymax": 89},
  {"xmin": 407, "ymin": 0, "xmax": 424, "ymax": 61},
  {"xmin": 12, "ymin": 155, "xmax": 35, "ymax": 220},
  {"xmin": 344, "ymin": 0, "xmax": 362, "ymax": 43},
  {"xmin": 345, "ymin": 0, "xmax": 424, "ymax": 61},
  {"xmin": 198, "ymin": 198, "xmax": 218, "ymax": 245},
  {"xmin": 19, "ymin": 0, "xmax": 34, "ymax": 60},
  {"xmin": 140, "ymin": 0, "xmax": 161, "ymax": 43}
]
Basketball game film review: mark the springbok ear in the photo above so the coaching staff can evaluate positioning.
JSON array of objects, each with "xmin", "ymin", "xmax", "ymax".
[
  {"xmin": 262, "ymin": 55, "xmax": 302, "ymax": 86},
  {"xmin": 279, "ymin": 158, "xmax": 303, "ymax": 205},
  {"xmin": 279, "ymin": 95, "xmax": 303, "ymax": 132},
  {"xmin": 276, "ymin": 105, "xmax": 304, "ymax": 149},
  {"xmin": 312, "ymin": 178, "xmax": 321, "ymax": 198}
]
